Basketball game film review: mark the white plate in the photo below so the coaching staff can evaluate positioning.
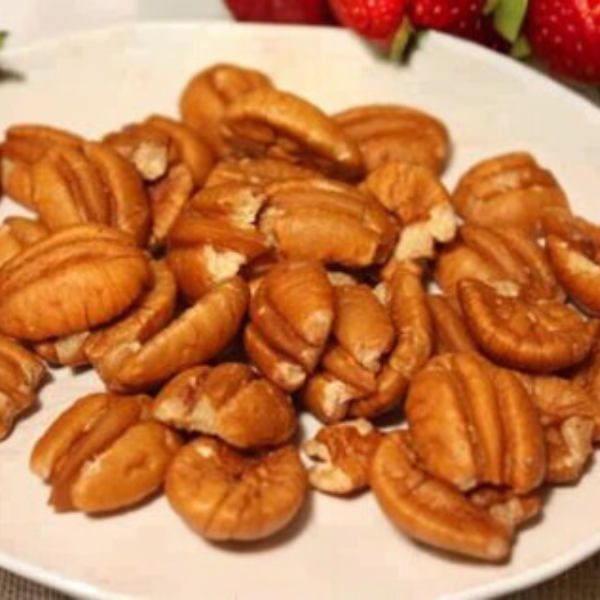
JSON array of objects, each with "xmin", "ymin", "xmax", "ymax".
[{"xmin": 0, "ymin": 21, "xmax": 599, "ymax": 600}]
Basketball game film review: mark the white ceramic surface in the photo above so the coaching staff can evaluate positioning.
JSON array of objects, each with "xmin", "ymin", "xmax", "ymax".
[{"xmin": 0, "ymin": 21, "xmax": 599, "ymax": 600}]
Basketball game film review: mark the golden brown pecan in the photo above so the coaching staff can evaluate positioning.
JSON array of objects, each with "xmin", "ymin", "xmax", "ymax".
[
  {"xmin": 260, "ymin": 178, "xmax": 396, "ymax": 267},
  {"xmin": 165, "ymin": 437, "xmax": 307, "ymax": 541},
  {"xmin": 153, "ymin": 363, "xmax": 296, "ymax": 449},
  {"xmin": 96, "ymin": 277, "xmax": 249, "ymax": 392},
  {"xmin": 544, "ymin": 418, "xmax": 594, "ymax": 483},
  {"xmin": 1, "ymin": 124, "xmax": 83, "ymax": 207},
  {"xmin": 245, "ymin": 261, "xmax": 334, "ymax": 392},
  {"xmin": 167, "ymin": 183, "xmax": 269, "ymax": 300},
  {"xmin": 0, "ymin": 225, "xmax": 152, "ymax": 341},
  {"xmin": 361, "ymin": 162, "xmax": 458, "ymax": 261},
  {"xmin": 458, "ymin": 279, "xmax": 599, "ymax": 372},
  {"xmin": 30, "ymin": 393, "xmax": 181, "ymax": 513},
  {"xmin": 0, "ymin": 217, "xmax": 49, "ymax": 269},
  {"xmin": 0, "ymin": 335, "xmax": 46, "ymax": 441},
  {"xmin": 32, "ymin": 143, "xmax": 151, "ymax": 246},
  {"xmin": 302, "ymin": 419, "xmax": 384, "ymax": 495},
  {"xmin": 406, "ymin": 353, "xmax": 546, "ymax": 493},
  {"xmin": 35, "ymin": 261, "xmax": 176, "ymax": 367},
  {"xmin": 426, "ymin": 294, "xmax": 478, "ymax": 355},
  {"xmin": 205, "ymin": 157, "xmax": 319, "ymax": 188},
  {"xmin": 435, "ymin": 224, "xmax": 562, "ymax": 300},
  {"xmin": 223, "ymin": 88, "xmax": 363, "ymax": 181},
  {"xmin": 452, "ymin": 152, "xmax": 569, "ymax": 236},
  {"xmin": 179, "ymin": 64, "xmax": 273, "ymax": 155},
  {"xmin": 370, "ymin": 432, "xmax": 512, "ymax": 561},
  {"xmin": 333, "ymin": 104, "xmax": 450, "ymax": 174}
]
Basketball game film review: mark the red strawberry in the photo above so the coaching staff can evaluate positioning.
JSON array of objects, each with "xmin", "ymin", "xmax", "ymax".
[
  {"xmin": 329, "ymin": 0, "xmax": 408, "ymax": 40},
  {"xmin": 527, "ymin": 0, "xmax": 600, "ymax": 83},
  {"xmin": 408, "ymin": 0, "xmax": 504, "ymax": 47},
  {"xmin": 225, "ymin": 0, "xmax": 336, "ymax": 25}
]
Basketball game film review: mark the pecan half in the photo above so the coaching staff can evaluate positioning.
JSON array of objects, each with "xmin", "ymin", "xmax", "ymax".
[
  {"xmin": 1, "ymin": 124, "xmax": 83, "ymax": 207},
  {"xmin": 0, "ymin": 225, "xmax": 152, "ymax": 341},
  {"xmin": 370, "ymin": 432, "xmax": 512, "ymax": 561},
  {"xmin": 223, "ymin": 88, "xmax": 363, "ymax": 181},
  {"xmin": 96, "ymin": 277, "xmax": 249, "ymax": 391},
  {"xmin": 334, "ymin": 104, "xmax": 450, "ymax": 174},
  {"xmin": 458, "ymin": 279, "xmax": 599, "ymax": 372},
  {"xmin": 406, "ymin": 353, "xmax": 546, "ymax": 493},
  {"xmin": 32, "ymin": 143, "xmax": 151, "ymax": 246},
  {"xmin": 245, "ymin": 261, "xmax": 334, "ymax": 392},
  {"xmin": 302, "ymin": 419, "xmax": 384, "ymax": 495},
  {"xmin": 0, "ymin": 335, "xmax": 46, "ymax": 440},
  {"xmin": 452, "ymin": 152, "xmax": 569, "ymax": 236},
  {"xmin": 165, "ymin": 437, "xmax": 307, "ymax": 541},
  {"xmin": 361, "ymin": 162, "xmax": 458, "ymax": 261},
  {"xmin": 179, "ymin": 64, "xmax": 273, "ymax": 155},
  {"xmin": 436, "ymin": 224, "xmax": 562, "ymax": 300},
  {"xmin": 260, "ymin": 178, "xmax": 395, "ymax": 267},
  {"xmin": 153, "ymin": 363, "xmax": 296, "ymax": 449},
  {"xmin": 30, "ymin": 393, "xmax": 181, "ymax": 513}
]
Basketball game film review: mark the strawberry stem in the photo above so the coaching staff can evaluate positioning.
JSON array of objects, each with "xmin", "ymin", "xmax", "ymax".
[
  {"xmin": 493, "ymin": 0, "xmax": 529, "ymax": 43},
  {"xmin": 389, "ymin": 18, "xmax": 414, "ymax": 63}
]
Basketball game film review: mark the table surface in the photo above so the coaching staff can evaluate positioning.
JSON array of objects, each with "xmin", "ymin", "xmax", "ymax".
[{"xmin": 1, "ymin": 1, "xmax": 599, "ymax": 598}]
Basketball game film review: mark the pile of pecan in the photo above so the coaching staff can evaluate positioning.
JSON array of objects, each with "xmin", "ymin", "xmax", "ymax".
[{"xmin": 1, "ymin": 63, "xmax": 599, "ymax": 562}]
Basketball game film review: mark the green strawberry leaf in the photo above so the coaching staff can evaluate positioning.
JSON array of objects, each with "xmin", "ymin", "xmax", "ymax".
[
  {"xmin": 483, "ymin": 0, "xmax": 501, "ymax": 15},
  {"xmin": 493, "ymin": 0, "xmax": 529, "ymax": 43},
  {"xmin": 0, "ymin": 31, "xmax": 8, "ymax": 51},
  {"xmin": 389, "ymin": 18, "xmax": 415, "ymax": 63},
  {"xmin": 511, "ymin": 34, "xmax": 531, "ymax": 59}
]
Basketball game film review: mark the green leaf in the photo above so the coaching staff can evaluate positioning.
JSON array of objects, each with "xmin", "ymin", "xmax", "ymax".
[
  {"xmin": 494, "ymin": 0, "xmax": 529, "ymax": 43},
  {"xmin": 484, "ymin": 0, "xmax": 501, "ymax": 15},
  {"xmin": 511, "ymin": 34, "xmax": 531, "ymax": 59},
  {"xmin": 389, "ymin": 18, "xmax": 414, "ymax": 63},
  {"xmin": 0, "ymin": 31, "xmax": 8, "ymax": 51}
]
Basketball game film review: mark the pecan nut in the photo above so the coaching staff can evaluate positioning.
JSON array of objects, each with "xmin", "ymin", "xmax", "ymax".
[
  {"xmin": 0, "ymin": 335, "xmax": 46, "ymax": 440},
  {"xmin": 1, "ymin": 124, "xmax": 83, "ymax": 208},
  {"xmin": 0, "ymin": 225, "xmax": 152, "ymax": 341},
  {"xmin": 260, "ymin": 178, "xmax": 395, "ymax": 267},
  {"xmin": 153, "ymin": 363, "xmax": 296, "ymax": 449},
  {"xmin": 32, "ymin": 143, "xmax": 151, "ymax": 246},
  {"xmin": 245, "ymin": 261, "xmax": 334, "ymax": 392},
  {"xmin": 165, "ymin": 437, "xmax": 307, "ymax": 541},
  {"xmin": 452, "ymin": 152, "xmax": 569, "ymax": 236},
  {"xmin": 426, "ymin": 294, "xmax": 478, "ymax": 355},
  {"xmin": 96, "ymin": 277, "xmax": 249, "ymax": 391},
  {"xmin": 361, "ymin": 162, "xmax": 458, "ymax": 261},
  {"xmin": 179, "ymin": 64, "xmax": 273, "ymax": 155},
  {"xmin": 30, "ymin": 393, "xmax": 181, "ymax": 513},
  {"xmin": 458, "ymin": 278, "xmax": 599, "ymax": 372},
  {"xmin": 223, "ymin": 87, "xmax": 363, "ymax": 181},
  {"xmin": 334, "ymin": 104, "xmax": 450, "ymax": 174},
  {"xmin": 406, "ymin": 353, "xmax": 546, "ymax": 493},
  {"xmin": 435, "ymin": 224, "xmax": 562, "ymax": 300},
  {"xmin": 370, "ymin": 432, "xmax": 512, "ymax": 561},
  {"xmin": 302, "ymin": 419, "xmax": 384, "ymax": 495}
]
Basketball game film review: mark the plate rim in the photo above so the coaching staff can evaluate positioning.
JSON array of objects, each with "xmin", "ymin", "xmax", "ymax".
[{"xmin": 0, "ymin": 19, "xmax": 599, "ymax": 600}]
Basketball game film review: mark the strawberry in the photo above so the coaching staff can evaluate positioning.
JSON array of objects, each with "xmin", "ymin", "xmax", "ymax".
[
  {"xmin": 526, "ymin": 0, "xmax": 600, "ymax": 83},
  {"xmin": 329, "ymin": 0, "xmax": 408, "ymax": 40},
  {"xmin": 225, "ymin": 0, "xmax": 336, "ymax": 25},
  {"xmin": 408, "ymin": 0, "xmax": 504, "ymax": 47}
]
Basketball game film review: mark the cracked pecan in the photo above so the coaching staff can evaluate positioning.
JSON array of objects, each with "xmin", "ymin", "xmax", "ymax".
[{"xmin": 165, "ymin": 437, "xmax": 307, "ymax": 541}]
